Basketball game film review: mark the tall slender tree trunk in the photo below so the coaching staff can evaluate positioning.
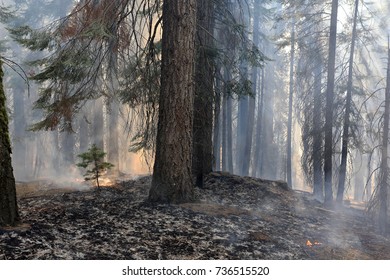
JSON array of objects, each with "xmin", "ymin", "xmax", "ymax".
[
  {"xmin": 223, "ymin": 67, "xmax": 234, "ymax": 174},
  {"xmin": 253, "ymin": 68, "xmax": 265, "ymax": 177},
  {"xmin": 378, "ymin": 43, "xmax": 390, "ymax": 234},
  {"xmin": 261, "ymin": 67, "xmax": 275, "ymax": 179},
  {"xmin": 364, "ymin": 152, "xmax": 373, "ymax": 202},
  {"xmin": 236, "ymin": 98, "xmax": 248, "ymax": 175},
  {"xmin": 93, "ymin": 97, "xmax": 104, "ymax": 150},
  {"xmin": 213, "ymin": 74, "xmax": 222, "ymax": 171},
  {"xmin": 242, "ymin": 1, "xmax": 260, "ymax": 177},
  {"xmin": 235, "ymin": 4, "xmax": 250, "ymax": 176},
  {"xmin": 222, "ymin": 93, "xmax": 228, "ymax": 171},
  {"xmin": 61, "ymin": 130, "xmax": 75, "ymax": 169},
  {"xmin": 12, "ymin": 81, "xmax": 26, "ymax": 180},
  {"xmin": 287, "ymin": 22, "xmax": 296, "ymax": 188},
  {"xmin": 242, "ymin": 94, "xmax": 255, "ymax": 176},
  {"xmin": 108, "ymin": 101, "xmax": 120, "ymax": 175},
  {"xmin": 226, "ymin": 95, "xmax": 234, "ymax": 173},
  {"xmin": 149, "ymin": 0, "xmax": 197, "ymax": 203},
  {"xmin": 336, "ymin": 0, "xmax": 359, "ymax": 204},
  {"xmin": 354, "ymin": 150, "xmax": 364, "ymax": 201},
  {"xmin": 0, "ymin": 58, "xmax": 19, "ymax": 226},
  {"xmin": 52, "ymin": 129, "xmax": 60, "ymax": 176},
  {"xmin": 79, "ymin": 109, "xmax": 89, "ymax": 154},
  {"xmin": 193, "ymin": 0, "xmax": 214, "ymax": 187},
  {"xmin": 313, "ymin": 60, "xmax": 324, "ymax": 200},
  {"xmin": 323, "ymin": 0, "xmax": 339, "ymax": 205}
]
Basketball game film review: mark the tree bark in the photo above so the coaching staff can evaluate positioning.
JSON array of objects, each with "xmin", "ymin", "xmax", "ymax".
[
  {"xmin": 323, "ymin": 0, "xmax": 339, "ymax": 205},
  {"xmin": 149, "ymin": 0, "xmax": 197, "ymax": 203},
  {"xmin": 336, "ymin": 0, "xmax": 359, "ymax": 204},
  {"xmin": 0, "ymin": 58, "xmax": 20, "ymax": 226}
]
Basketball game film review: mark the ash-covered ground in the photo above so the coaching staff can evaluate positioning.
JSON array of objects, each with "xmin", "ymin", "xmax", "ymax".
[{"xmin": 1, "ymin": 172, "xmax": 390, "ymax": 260}]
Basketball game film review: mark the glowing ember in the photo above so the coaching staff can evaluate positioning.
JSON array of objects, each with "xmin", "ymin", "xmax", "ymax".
[{"xmin": 306, "ymin": 240, "xmax": 322, "ymax": 247}]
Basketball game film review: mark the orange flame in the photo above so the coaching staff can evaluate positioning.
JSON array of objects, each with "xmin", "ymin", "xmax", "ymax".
[{"xmin": 306, "ymin": 240, "xmax": 322, "ymax": 247}]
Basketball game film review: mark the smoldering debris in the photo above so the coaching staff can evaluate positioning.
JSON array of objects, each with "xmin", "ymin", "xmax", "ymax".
[{"xmin": 1, "ymin": 172, "xmax": 390, "ymax": 260}]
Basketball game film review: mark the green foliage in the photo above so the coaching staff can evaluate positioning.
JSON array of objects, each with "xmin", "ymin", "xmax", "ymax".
[
  {"xmin": 0, "ymin": 5, "xmax": 14, "ymax": 23},
  {"xmin": 8, "ymin": 26, "xmax": 53, "ymax": 51},
  {"xmin": 76, "ymin": 144, "xmax": 114, "ymax": 188}
]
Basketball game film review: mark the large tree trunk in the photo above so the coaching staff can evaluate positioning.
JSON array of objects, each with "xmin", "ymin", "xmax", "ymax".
[
  {"xmin": 192, "ymin": 0, "xmax": 214, "ymax": 187},
  {"xmin": 0, "ymin": 59, "xmax": 20, "ymax": 226},
  {"xmin": 336, "ymin": 0, "xmax": 359, "ymax": 204},
  {"xmin": 323, "ymin": 0, "xmax": 339, "ymax": 205},
  {"xmin": 149, "ymin": 0, "xmax": 197, "ymax": 203}
]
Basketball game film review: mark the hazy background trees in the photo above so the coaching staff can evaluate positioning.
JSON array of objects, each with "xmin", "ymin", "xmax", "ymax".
[{"xmin": 1, "ymin": 0, "xmax": 390, "ymax": 230}]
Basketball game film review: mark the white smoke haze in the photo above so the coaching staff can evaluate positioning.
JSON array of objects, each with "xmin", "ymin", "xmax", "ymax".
[{"xmin": 0, "ymin": 0, "xmax": 388, "ymax": 205}]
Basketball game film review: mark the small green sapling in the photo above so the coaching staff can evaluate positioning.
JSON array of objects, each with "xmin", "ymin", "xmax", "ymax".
[{"xmin": 76, "ymin": 144, "xmax": 114, "ymax": 188}]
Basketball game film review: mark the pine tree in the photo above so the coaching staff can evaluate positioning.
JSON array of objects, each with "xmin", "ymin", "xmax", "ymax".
[
  {"xmin": 336, "ymin": 0, "xmax": 359, "ymax": 204},
  {"xmin": 148, "ymin": 0, "xmax": 197, "ymax": 203},
  {"xmin": 323, "ymin": 0, "xmax": 339, "ymax": 205},
  {"xmin": 76, "ymin": 144, "xmax": 114, "ymax": 188},
  {"xmin": 192, "ymin": 0, "xmax": 215, "ymax": 187},
  {"xmin": 0, "ymin": 57, "xmax": 20, "ymax": 226}
]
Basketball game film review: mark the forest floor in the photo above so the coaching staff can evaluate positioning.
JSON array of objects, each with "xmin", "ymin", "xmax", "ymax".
[{"xmin": 1, "ymin": 172, "xmax": 390, "ymax": 260}]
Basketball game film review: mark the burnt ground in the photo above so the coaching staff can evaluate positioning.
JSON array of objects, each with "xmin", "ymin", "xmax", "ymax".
[{"xmin": 1, "ymin": 172, "xmax": 390, "ymax": 260}]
